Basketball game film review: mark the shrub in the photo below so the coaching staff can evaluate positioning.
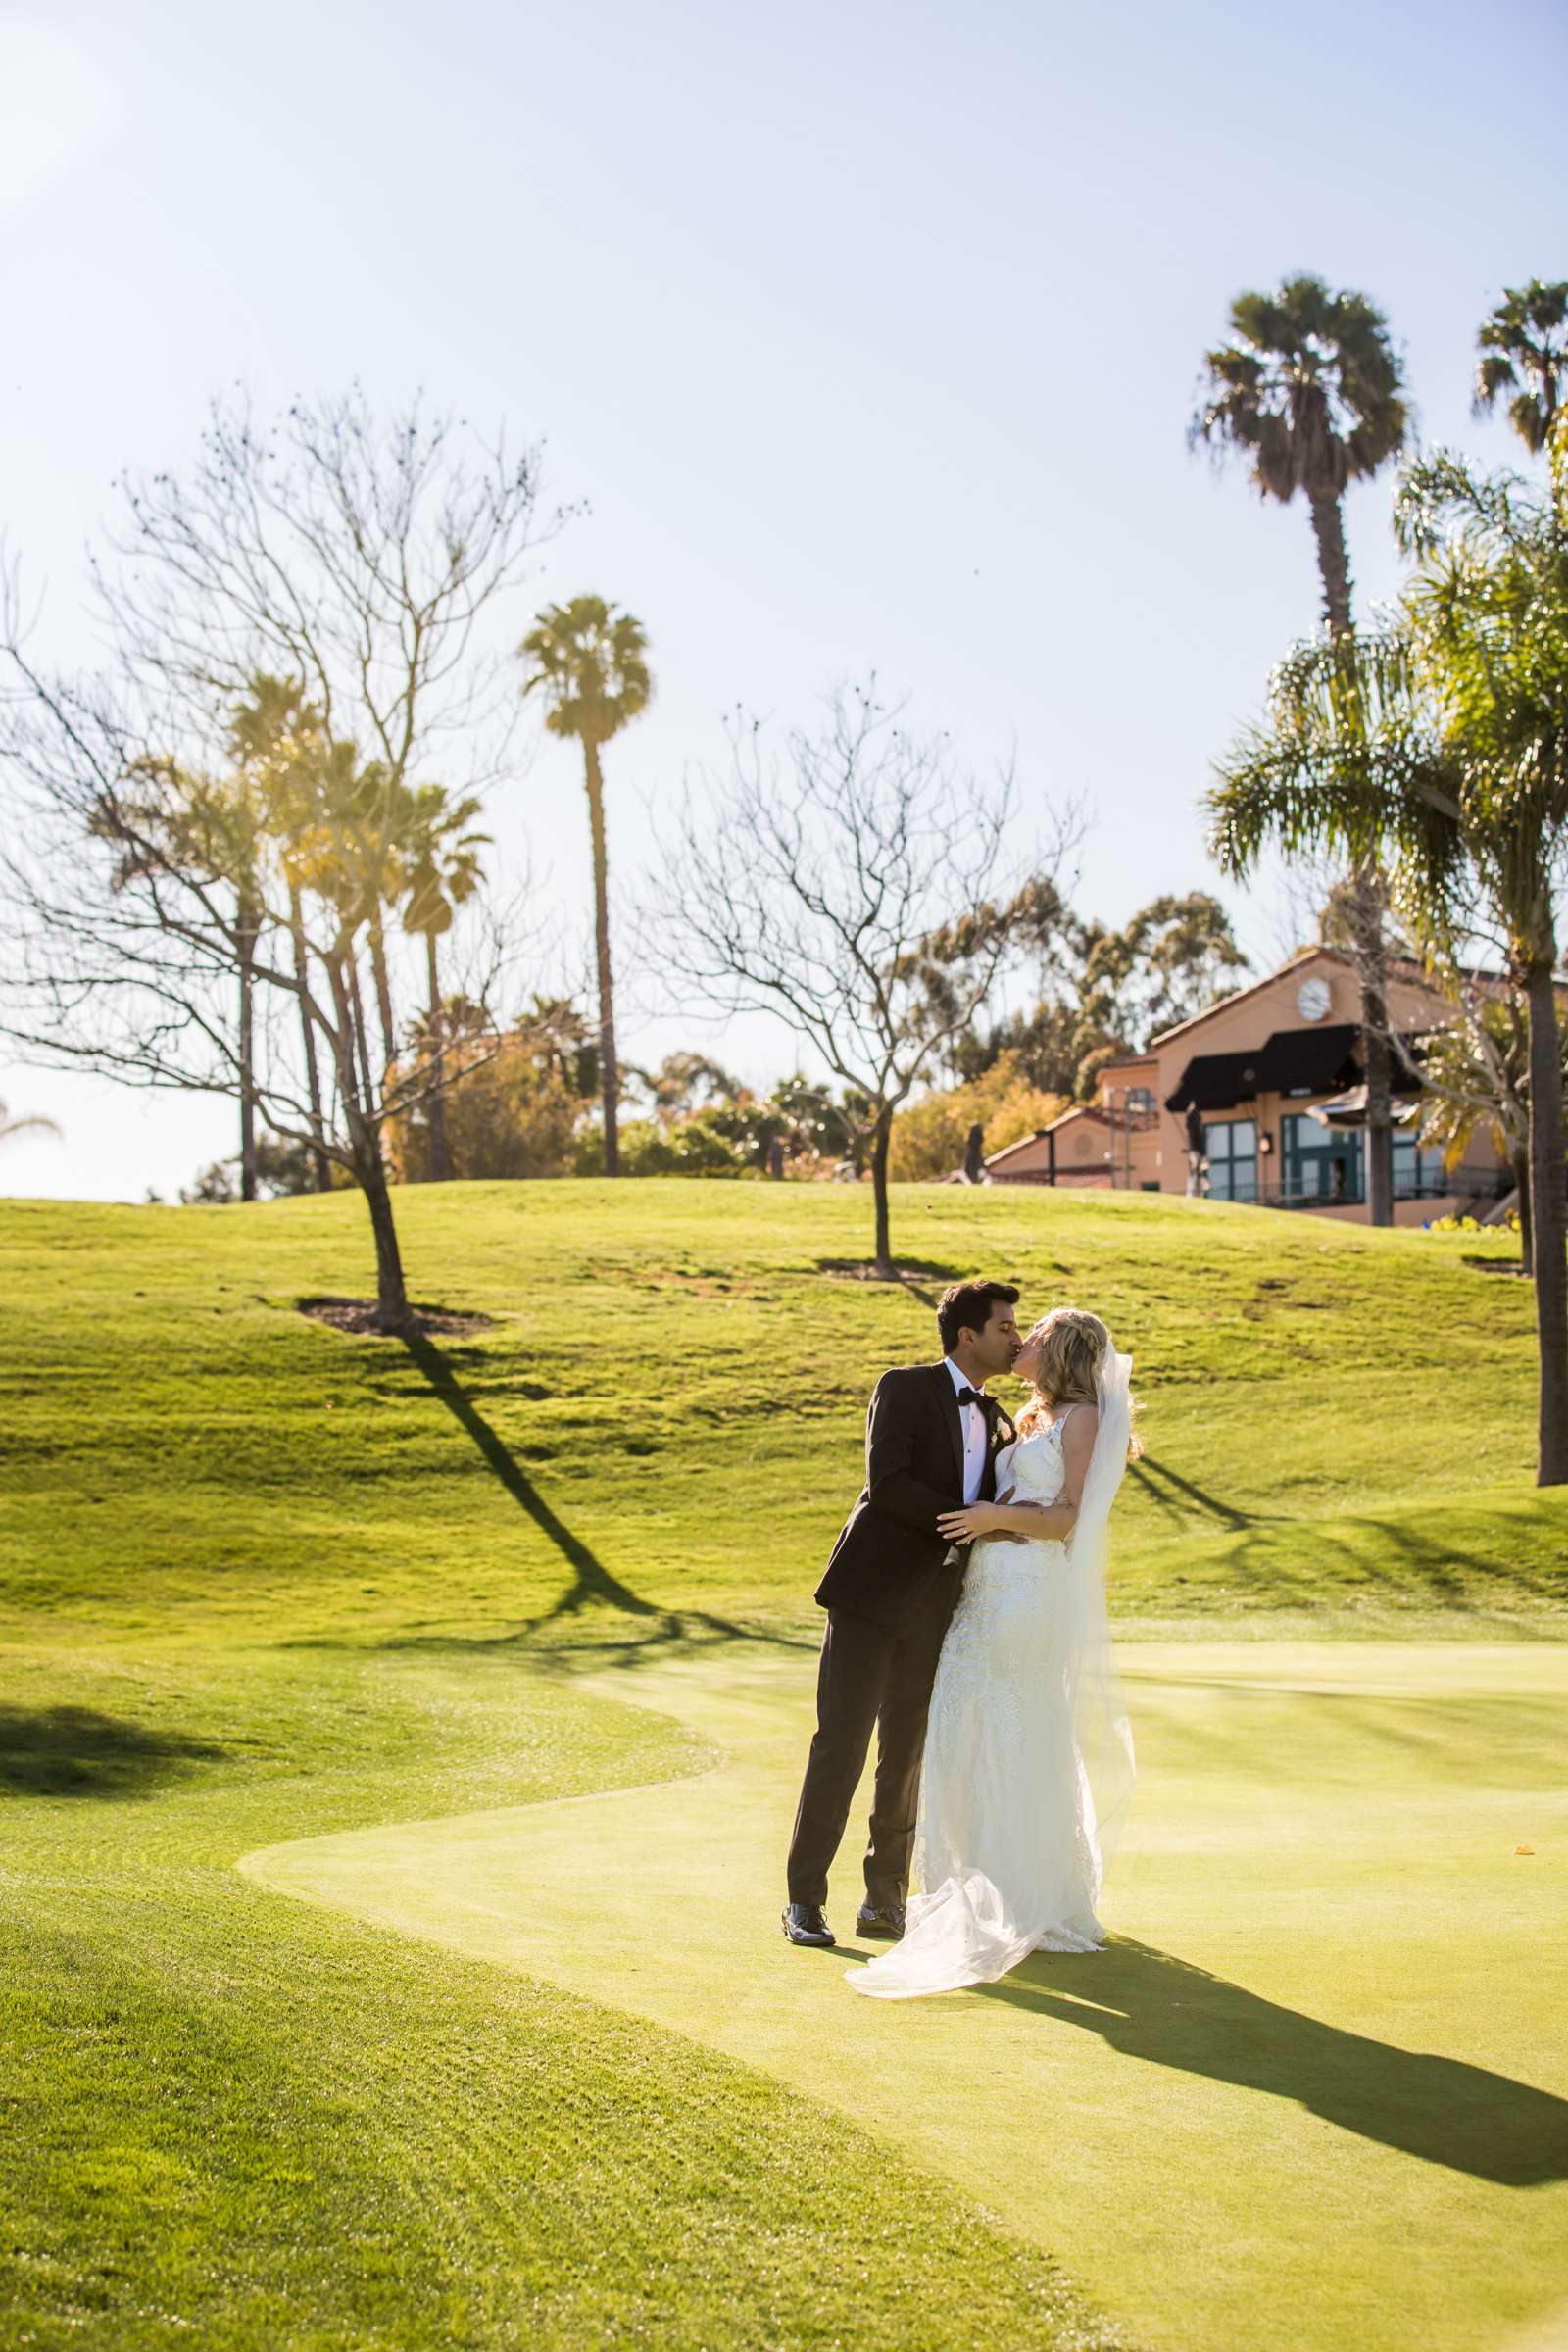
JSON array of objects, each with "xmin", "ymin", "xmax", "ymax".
[{"xmin": 890, "ymin": 1053, "xmax": 1066, "ymax": 1182}]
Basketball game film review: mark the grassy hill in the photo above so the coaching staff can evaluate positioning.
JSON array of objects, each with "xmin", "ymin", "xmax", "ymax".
[
  {"xmin": 3, "ymin": 1181, "xmax": 1564, "ymax": 2350},
  {"xmin": 4, "ymin": 1178, "xmax": 1563, "ymax": 1648}
]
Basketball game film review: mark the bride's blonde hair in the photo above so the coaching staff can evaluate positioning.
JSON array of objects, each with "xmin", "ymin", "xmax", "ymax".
[{"xmin": 1017, "ymin": 1306, "xmax": 1143, "ymax": 1457}]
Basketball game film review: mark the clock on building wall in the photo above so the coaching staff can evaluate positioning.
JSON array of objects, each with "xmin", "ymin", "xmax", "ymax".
[{"xmin": 1297, "ymin": 975, "xmax": 1332, "ymax": 1022}]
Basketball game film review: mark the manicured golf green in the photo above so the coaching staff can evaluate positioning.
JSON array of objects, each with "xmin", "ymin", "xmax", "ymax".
[
  {"xmin": 242, "ymin": 1642, "xmax": 1568, "ymax": 2352},
  {"xmin": 4, "ymin": 1179, "xmax": 1566, "ymax": 2347}
]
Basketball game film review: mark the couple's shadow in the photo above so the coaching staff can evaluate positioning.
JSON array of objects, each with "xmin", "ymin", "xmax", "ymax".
[{"xmin": 901, "ymin": 1936, "xmax": 1568, "ymax": 2187}]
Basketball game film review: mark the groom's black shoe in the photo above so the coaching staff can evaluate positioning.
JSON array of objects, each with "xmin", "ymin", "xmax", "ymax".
[
  {"xmin": 857, "ymin": 1901, "xmax": 906, "ymax": 1939},
  {"xmin": 781, "ymin": 1902, "xmax": 836, "ymax": 1947}
]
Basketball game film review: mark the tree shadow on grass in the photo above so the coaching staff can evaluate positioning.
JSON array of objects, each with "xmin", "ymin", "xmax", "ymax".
[
  {"xmin": 966, "ymin": 1938, "xmax": 1568, "ymax": 2186},
  {"xmin": 378, "ymin": 1332, "xmax": 813, "ymax": 1665},
  {"xmin": 814, "ymin": 1256, "xmax": 970, "ymax": 1312},
  {"xmin": 1180, "ymin": 1509, "xmax": 1537, "ymax": 1617},
  {"xmin": 1129, "ymin": 1453, "xmax": 1264, "ymax": 1531},
  {"xmin": 0, "ymin": 1705, "xmax": 227, "ymax": 1799}
]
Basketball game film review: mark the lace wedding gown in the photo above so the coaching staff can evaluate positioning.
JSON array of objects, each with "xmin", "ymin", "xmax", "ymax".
[{"xmin": 850, "ymin": 1350, "xmax": 1136, "ymax": 2000}]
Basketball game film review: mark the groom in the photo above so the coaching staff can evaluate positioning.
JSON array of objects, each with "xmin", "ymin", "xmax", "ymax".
[{"xmin": 782, "ymin": 1279, "xmax": 1022, "ymax": 1948}]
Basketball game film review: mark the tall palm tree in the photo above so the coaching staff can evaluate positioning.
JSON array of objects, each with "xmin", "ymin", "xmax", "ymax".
[
  {"xmin": 1210, "ymin": 420, "xmax": 1568, "ymax": 1482},
  {"xmin": 1192, "ymin": 273, "xmax": 1409, "ymax": 633},
  {"xmin": 228, "ymin": 677, "xmax": 333, "ymax": 1191},
  {"xmin": 519, "ymin": 597, "xmax": 651, "ymax": 1177},
  {"xmin": 1193, "ymin": 273, "xmax": 1410, "ymax": 1224},
  {"xmin": 400, "ymin": 784, "xmax": 490, "ymax": 1182},
  {"xmin": 1475, "ymin": 279, "xmax": 1568, "ymax": 457}
]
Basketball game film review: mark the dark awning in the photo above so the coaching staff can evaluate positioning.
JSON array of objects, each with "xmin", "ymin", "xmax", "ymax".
[
  {"xmin": 1252, "ymin": 1023, "xmax": 1363, "ymax": 1099},
  {"xmin": 1164, "ymin": 1050, "xmax": 1265, "ymax": 1113},
  {"xmin": 1165, "ymin": 1022, "xmax": 1426, "ymax": 1116}
]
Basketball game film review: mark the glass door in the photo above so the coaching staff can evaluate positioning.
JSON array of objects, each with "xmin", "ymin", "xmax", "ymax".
[
  {"xmin": 1202, "ymin": 1117, "xmax": 1258, "ymax": 1201},
  {"xmin": 1281, "ymin": 1112, "xmax": 1364, "ymax": 1203}
]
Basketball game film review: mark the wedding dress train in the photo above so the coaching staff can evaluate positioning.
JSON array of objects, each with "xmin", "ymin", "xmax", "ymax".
[{"xmin": 849, "ymin": 1349, "xmax": 1136, "ymax": 2000}]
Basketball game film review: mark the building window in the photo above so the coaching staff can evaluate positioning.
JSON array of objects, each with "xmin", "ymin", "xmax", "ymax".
[
  {"xmin": 1203, "ymin": 1117, "xmax": 1258, "ymax": 1201},
  {"xmin": 1282, "ymin": 1112, "xmax": 1363, "ymax": 1203},
  {"xmin": 1125, "ymin": 1087, "xmax": 1154, "ymax": 1116}
]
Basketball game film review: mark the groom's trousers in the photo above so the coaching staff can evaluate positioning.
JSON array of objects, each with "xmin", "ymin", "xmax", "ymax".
[{"xmin": 786, "ymin": 1580, "xmax": 956, "ymax": 1912}]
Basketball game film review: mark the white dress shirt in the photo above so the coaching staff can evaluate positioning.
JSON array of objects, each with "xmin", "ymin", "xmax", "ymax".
[{"xmin": 943, "ymin": 1354, "xmax": 989, "ymax": 1506}]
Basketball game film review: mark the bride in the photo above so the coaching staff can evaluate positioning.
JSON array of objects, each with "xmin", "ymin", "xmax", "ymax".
[{"xmin": 849, "ymin": 1308, "xmax": 1138, "ymax": 2000}]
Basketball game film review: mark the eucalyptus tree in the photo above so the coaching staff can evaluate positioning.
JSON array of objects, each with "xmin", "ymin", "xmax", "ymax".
[
  {"xmin": 1075, "ymin": 893, "xmax": 1249, "ymax": 1079},
  {"xmin": 519, "ymin": 597, "xmax": 651, "ymax": 1176},
  {"xmin": 1209, "ymin": 429, "xmax": 1568, "ymax": 1482},
  {"xmin": 1475, "ymin": 279, "xmax": 1568, "ymax": 457},
  {"xmin": 399, "ymin": 784, "xmax": 491, "ymax": 1182},
  {"xmin": 1193, "ymin": 272, "xmax": 1410, "ymax": 1222}
]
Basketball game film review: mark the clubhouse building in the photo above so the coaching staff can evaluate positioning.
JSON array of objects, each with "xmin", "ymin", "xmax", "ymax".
[{"xmin": 984, "ymin": 945, "xmax": 1510, "ymax": 1224}]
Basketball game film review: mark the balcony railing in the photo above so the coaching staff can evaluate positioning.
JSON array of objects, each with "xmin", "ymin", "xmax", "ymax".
[{"xmin": 1219, "ymin": 1165, "xmax": 1515, "ymax": 1211}]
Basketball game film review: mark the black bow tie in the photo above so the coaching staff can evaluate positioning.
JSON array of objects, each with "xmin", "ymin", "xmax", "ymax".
[{"xmin": 956, "ymin": 1388, "xmax": 993, "ymax": 1414}]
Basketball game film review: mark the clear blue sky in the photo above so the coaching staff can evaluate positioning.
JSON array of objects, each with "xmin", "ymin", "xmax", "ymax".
[{"xmin": 3, "ymin": 0, "xmax": 1564, "ymax": 1197}]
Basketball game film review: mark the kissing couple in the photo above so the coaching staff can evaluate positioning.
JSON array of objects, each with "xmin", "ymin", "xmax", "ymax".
[{"xmin": 783, "ymin": 1279, "xmax": 1139, "ymax": 1999}]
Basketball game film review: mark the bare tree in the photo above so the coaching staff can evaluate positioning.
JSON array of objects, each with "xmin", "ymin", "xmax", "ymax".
[
  {"xmin": 0, "ymin": 389, "xmax": 565, "ymax": 1326},
  {"xmin": 98, "ymin": 386, "xmax": 566, "ymax": 786},
  {"xmin": 0, "ymin": 652, "xmax": 517, "ymax": 1325},
  {"xmin": 96, "ymin": 387, "xmax": 566, "ymax": 1083},
  {"xmin": 655, "ymin": 685, "xmax": 1066, "ymax": 1275}
]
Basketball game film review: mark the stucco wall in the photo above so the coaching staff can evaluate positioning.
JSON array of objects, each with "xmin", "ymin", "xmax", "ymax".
[{"xmin": 985, "ymin": 948, "xmax": 1505, "ymax": 1214}]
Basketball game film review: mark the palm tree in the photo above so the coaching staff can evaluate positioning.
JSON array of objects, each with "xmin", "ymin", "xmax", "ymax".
[
  {"xmin": 1192, "ymin": 273, "xmax": 1409, "ymax": 632},
  {"xmin": 1210, "ymin": 425, "xmax": 1568, "ymax": 1483},
  {"xmin": 93, "ymin": 759, "xmax": 267, "ymax": 1200},
  {"xmin": 1396, "ymin": 437, "xmax": 1568, "ymax": 1484},
  {"xmin": 228, "ymin": 677, "xmax": 333, "ymax": 1191},
  {"xmin": 518, "ymin": 597, "xmax": 652, "ymax": 1176},
  {"xmin": 1193, "ymin": 273, "xmax": 1410, "ymax": 1224},
  {"xmin": 400, "ymin": 784, "xmax": 490, "ymax": 1182},
  {"xmin": 1475, "ymin": 279, "xmax": 1568, "ymax": 456}
]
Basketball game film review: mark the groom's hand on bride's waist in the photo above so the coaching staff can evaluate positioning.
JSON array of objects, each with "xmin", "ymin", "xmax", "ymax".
[
  {"xmin": 991, "ymin": 1486, "xmax": 1048, "ymax": 1544},
  {"xmin": 937, "ymin": 1489, "xmax": 1050, "ymax": 1546}
]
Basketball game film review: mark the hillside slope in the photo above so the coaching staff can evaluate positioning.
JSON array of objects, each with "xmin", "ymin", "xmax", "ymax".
[{"xmin": 4, "ymin": 1179, "xmax": 1563, "ymax": 1642}]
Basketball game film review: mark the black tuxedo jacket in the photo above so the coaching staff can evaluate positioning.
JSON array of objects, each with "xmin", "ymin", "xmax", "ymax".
[{"xmin": 814, "ymin": 1362, "xmax": 1016, "ymax": 1634}]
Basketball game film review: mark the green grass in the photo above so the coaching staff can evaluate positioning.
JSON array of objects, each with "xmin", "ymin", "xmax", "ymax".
[
  {"xmin": 4, "ymin": 1644, "xmax": 1105, "ymax": 2350},
  {"xmin": 2, "ymin": 1178, "xmax": 1565, "ymax": 2348},
  {"xmin": 3, "ymin": 1179, "xmax": 1563, "ymax": 1643},
  {"xmin": 239, "ymin": 1642, "xmax": 1568, "ymax": 2352}
]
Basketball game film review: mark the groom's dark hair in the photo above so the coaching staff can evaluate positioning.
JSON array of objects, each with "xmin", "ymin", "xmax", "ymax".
[{"xmin": 937, "ymin": 1279, "xmax": 1019, "ymax": 1353}]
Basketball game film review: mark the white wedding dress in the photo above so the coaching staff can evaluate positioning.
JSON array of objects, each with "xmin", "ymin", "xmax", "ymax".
[{"xmin": 850, "ymin": 1348, "xmax": 1137, "ymax": 2000}]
